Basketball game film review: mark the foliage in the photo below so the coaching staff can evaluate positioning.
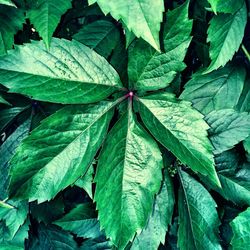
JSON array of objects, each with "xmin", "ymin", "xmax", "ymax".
[{"xmin": 0, "ymin": 0, "xmax": 250, "ymax": 249}]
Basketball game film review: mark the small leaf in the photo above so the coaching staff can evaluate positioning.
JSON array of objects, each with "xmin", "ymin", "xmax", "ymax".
[
  {"xmin": 88, "ymin": 0, "xmax": 164, "ymax": 51},
  {"xmin": 0, "ymin": 38, "xmax": 123, "ymax": 104},
  {"xmin": 73, "ymin": 20, "xmax": 120, "ymax": 58},
  {"xmin": 206, "ymin": 109, "xmax": 250, "ymax": 154},
  {"xmin": 128, "ymin": 1, "xmax": 192, "ymax": 92},
  {"xmin": 28, "ymin": 224, "xmax": 77, "ymax": 250},
  {"xmin": 137, "ymin": 93, "xmax": 220, "ymax": 187},
  {"xmin": 9, "ymin": 101, "xmax": 117, "ymax": 203},
  {"xmin": 54, "ymin": 203, "xmax": 102, "ymax": 239},
  {"xmin": 230, "ymin": 207, "xmax": 250, "ymax": 249},
  {"xmin": 95, "ymin": 103, "xmax": 163, "ymax": 249},
  {"xmin": 205, "ymin": 3, "xmax": 247, "ymax": 73},
  {"xmin": 131, "ymin": 169, "xmax": 174, "ymax": 250},
  {"xmin": 0, "ymin": 95, "xmax": 11, "ymax": 106},
  {"xmin": 178, "ymin": 170, "xmax": 222, "ymax": 250},
  {"xmin": 27, "ymin": 0, "xmax": 72, "ymax": 48},
  {"xmin": 181, "ymin": 65, "xmax": 246, "ymax": 115},
  {"xmin": 75, "ymin": 164, "xmax": 94, "ymax": 199},
  {"xmin": 0, "ymin": 6, "xmax": 25, "ymax": 55}
]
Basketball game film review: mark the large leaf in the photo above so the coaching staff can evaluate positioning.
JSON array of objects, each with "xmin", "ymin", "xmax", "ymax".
[
  {"xmin": 131, "ymin": 169, "xmax": 174, "ymax": 250},
  {"xmin": 0, "ymin": 6, "xmax": 24, "ymax": 55},
  {"xmin": 8, "ymin": 100, "xmax": 117, "ymax": 203},
  {"xmin": 230, "ymin": 208, "xmax": 250, "ymax": 249},
  {"xmin": 177, "ymin": 170, "xmax": 221, "ymax": 250},
  {"xmin": 181, "ymin": 65, "xmax": 246, "ymax": 115},
  {"xmin": 206, "ymin": 109, "xmax": 250, "ymax": 154},
  {"xmin": 128, "ymin": 1, "xmax": 192, "ymax": 92},
  {"xmin": 80, "ymin": 236, "xmax": 112, "ymax": 250},
  {"xmin": 54, "ymin": 203, "xmax": 102, "ymax": 239},
  {"xmin": 0, "ymin": 119, "xmax": 31, "ymax": 200},
  {"xmin": 0, "ymin": 38, "xmax": 123, "ymax": 104},
  {"xmin": 73, "ymin": 20, "xmax": 120, "ymax": 58},
  {"xmin": 137, "ymin": 93, "xmax": 220, "ymax": 186},
  {"xmin": 28, "ymin": 224, "xmax": 77, "ymax": 250},
  {"xmin": 88, "ymin": 0, "xmax": 164, "ymax": 51},
  {"xmin": 26, "ymin": 0, "xmax": 72, "ymax": 48},
  {"xmin": 205, "ymin": 3, "xmax": 247, "ymax": 73},
  {"xmin": 95, "ymin": 104, "xmax": 163, "ymax": 249}
]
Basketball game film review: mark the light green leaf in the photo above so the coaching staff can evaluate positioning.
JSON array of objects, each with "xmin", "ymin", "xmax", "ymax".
[
  {"xmin": 205, "ymin": 3, "xmax": 247, "ymax": 73},
  {"xmin": 0, "ymin": 119, "xmax": 31, "ymax": 200},
  {"xmin": 0, "ymin": 6, "xmax": 24, "ymax": 55},
  {"xmin": 131, "ymin": 169, "xmax": 174, "ymax": 250},
  {"xmin": 54, "ymin": 203, "xmax": 101, "ymax": 239},
  {"xmin": 230, "ymin": 207, "xmax": 250, "ymax": 249},
  {"xmin": 75, "ymin": 164, "xmax": 94, "ymax": 199},
  {"xmin": 0, "ymin": 0, "xmax": 16, "ymax": 7},
  {"xmin": 88, "ymin": 0, "xmax": 164, "ymax": 51},
  {"xmin": 28, "ymin": 224, "xmax": 77, "ymax": 250},
  {"xmin": 178, "ymin": 170, "xmax": 221, "ymax": 250},
  {"xmin": 206, "ymin": 109, "xmax": 250, "ymax": 154},
  {"xmin": 207, "ymin": 0, "xmax": 219, "ymax": 13},
  {"xmin": 181, "ymin": 65, "xmax": 246, "ymax": 115},
  {"xmin": 9, "ymin": 100, "xmax": 117, "ymax": 203},
  {"xmin": 95, "ymin": 104, "xmax": 163, "ymax": 249},
  {"xmin": 128, "ymin": 1, "xmax": 192, "ymax": 92},
  {"xmin": 73, "ymin": 20, "xmax": 120, "ymax": 58},
  {"xmin": 0, "ymin": 200, "xmax": 28, "ymax": 240},
  {"xmin": 0, "ymin": 38, "xmax": 123, "ymax": 104},
  {"xmin": 27, "ymin": 0, "xmax": 72, "ymax": 48},
  {"xmin": 137, "ymin": 93, "xmax": 220, "ymax": 186}
]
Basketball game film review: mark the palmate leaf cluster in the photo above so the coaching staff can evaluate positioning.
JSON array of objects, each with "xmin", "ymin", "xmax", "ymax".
[{"xmin": 0, "ymin": 0, "xmax": 250, "ymax": 249}]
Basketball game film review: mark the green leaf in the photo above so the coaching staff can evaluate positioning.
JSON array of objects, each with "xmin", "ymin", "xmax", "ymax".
[
  {"xmin": 205, "ymin": 3, "xmax": 247, "ymax": 73},
  {"xmin": 206, "ymin": 109, "xmax": 250, "ymax": 154},
  {"xmin": 218, "ymin": 163, "xmax": 250, "ymax": 206},
  {"xmin": 128, "ymin": 1, "xmax": 192, "ymax": 92},
  {"xmin": 26, "ymin": 0, "xmax": 72, "ymax": 48},
  {"xmin": 0, "ymin": 6, "xmax": 24, "ymax": 55},
  {"xmin": 88, "ymin": 0, "xmax": 164, "ymax": 51},
  {"xmin": 0, "ymin": 106, "xmax": 27, "ymax": 132},
  {"xmin": 95, "ymin": 104, "xmax": 163, "ymax": 249},
  {"xmin": 80, "ymin": 236, "xmax": 112, "ymax": 250},
  {"xmin": 0, "ymin": 95, "xmax": 11, "ymax": 106},
  {"xmin": 0, "ymin": 220, "xmax": 29, "ymax": 250},
  {"xmin": 137, "ymin": 93, "xmax": 220, "ymax": 186},
  {"xmin": 28, "ymin": 224, "xmax": 77, "ymax": 250},
  {"xmin": 54, "ymin": 203, "xmax": 102, "ymax": 239},
  {"xmin": 181, "ymin": 65, "xmax": 246, "ymax": 115},
  {"xmin": 0, "ymin": 119, "xmax": 31, "ymax": 200},
  {"xmin": 178, "ymin": 170, "xmax": 222, "ymax": 250},
  {"xmin": 131, "ymin": 169, "xmax": 174, "ymax": 250},
  {"xmin": 207, "ymin": 0, "xmax": 244, "ymax": 14},
  {"xmin": 30, "ymin": 198, "xmax": 65, "ymax": 224},
  {"xmin": 0, "ymin": 0, "xmax": 16, "ymax": 7},
  {"xmin": 9, "ymin": 100, "xmax": 117, "ymax": 203},
  {"xmin": 230, "ymin": 207, "xmax": 250, "ymax": 249},
  {"xmin": 75, "ymin": 164, "xmax": 94, "ymax": 199},
  {"xmin": 0, "ymin": 200, "xmax": 28, "ymax": 240},
  {"xmin": 244, "ymin": 136, "xmax": 250, "ymax": 161},
  {"xmin": 0, "ymin": 38, "xmax": 123, "ymax": 104},
  {"xmin": 73, "ymin": 20, "xmax": 120, "ymax": 58}
]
